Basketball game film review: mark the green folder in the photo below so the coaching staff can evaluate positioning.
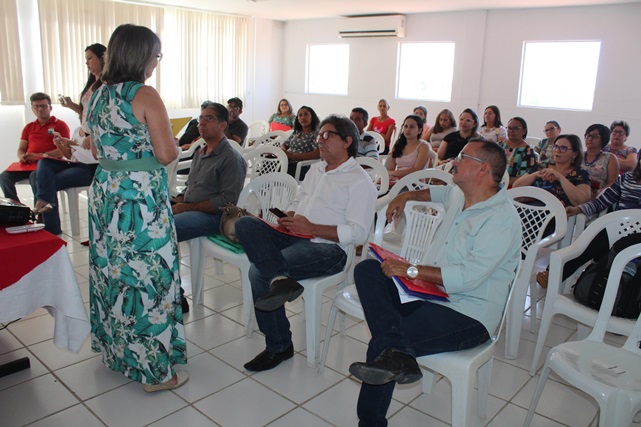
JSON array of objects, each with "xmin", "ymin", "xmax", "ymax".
[{"xmin": 207, "ymin": 234, "xmax": 245, "ymax": 254}]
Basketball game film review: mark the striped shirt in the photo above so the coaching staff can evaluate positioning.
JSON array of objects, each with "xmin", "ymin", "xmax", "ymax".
[{"xmin": 580, "ymin": 171, "xmax": 641, "ymax": 216}]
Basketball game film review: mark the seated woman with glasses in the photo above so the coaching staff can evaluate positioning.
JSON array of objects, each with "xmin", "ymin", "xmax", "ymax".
[
  {"xmin": 387, "ymin": 115, "xmax": 434, "ymax": 180},
  {"xmin": 280, "ymin": 106, "xmax": 320, "ymax": 180},
  {"xmin": 535, "ymin": 120, "xmax": 561, "ymax": 167},
  {"xmin": 268, "ymin": 98, "xmax": 296, "ymax": 132},
  {"xmin": 499, "ymin": 117, "xmax": 538, "ymax": 188},
  {"xmin": 512, "ymin": 134, "xmax": 591, "ymax": 208},
  {"xmin": 604, "ymin": 120, "xmax": 637, "ymax": 174},
  {"xmin": 583, "ymin": 124, "xmax": 619, "ymax": 197},
  {"xmin": 437, "ymin": 108, "xmax": 480, "ymax": 163}
]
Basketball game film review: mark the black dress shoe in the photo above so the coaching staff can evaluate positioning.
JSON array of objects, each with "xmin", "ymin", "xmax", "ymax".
[
  {"xmin": 349, "ymin": 348, "xmax": 422, "ymax": 385},
  {"xmin": 180, "ymin": 287, "xmax": 189, "ymax": 313},
  {"xmin": 244, "ymin": 344, "xmax": 294, "ymax": 372},
  {"xmin": 254, "ymin": 278, "xmax": 304, "ymax": 311}
]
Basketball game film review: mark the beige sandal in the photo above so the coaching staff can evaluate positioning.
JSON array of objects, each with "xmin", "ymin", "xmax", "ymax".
[
  {"xmin": 143, "ymin": 371, "xmax": 189, "ymax": 393},
  {"xmin": 536, "ymin": 270, "xmax": 549, "ymax": 289}
]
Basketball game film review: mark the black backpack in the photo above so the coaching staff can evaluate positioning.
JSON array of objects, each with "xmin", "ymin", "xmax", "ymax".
[{"xmin": 572, "ymin": 233, "xmax": 641, "ymax": 319}]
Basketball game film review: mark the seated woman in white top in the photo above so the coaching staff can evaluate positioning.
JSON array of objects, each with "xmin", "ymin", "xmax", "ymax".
[
  {"xmin": 387, "ymin": 115, "xmax": 433, "ymax": 180},
  {"xmin": 479, "ymin": 105, "xmax": 507, "ymax": 143},
  {"xmin": 423, "ymin": 108, "xmax": 458, "ymax": 150}
]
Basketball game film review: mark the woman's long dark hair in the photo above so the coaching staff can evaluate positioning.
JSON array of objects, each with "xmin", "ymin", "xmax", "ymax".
[
  {"xmin": 81, "ymin": 43, "xmax": 106, "ymax": 97},
  {"xmin": 392, "ymin": 115, "xmax": 423, "ymax": 158},
  {"xmin": 431, "ymin": 109, "xmax": 456, "ymax": 134},
  {"xmin": 293, "ymin": 106, "xmax": 320, "ymax": 133}
]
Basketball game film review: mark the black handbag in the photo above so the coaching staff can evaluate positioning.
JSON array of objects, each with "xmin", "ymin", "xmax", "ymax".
[{"xmin": 0, "ymin": 198, "xmax": 32, "ymax": 225}]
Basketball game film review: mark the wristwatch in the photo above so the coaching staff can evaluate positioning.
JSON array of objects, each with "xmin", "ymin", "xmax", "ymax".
[{"xmin": 406, "ymin": 264, "xmax": 419, "ymax": 279}]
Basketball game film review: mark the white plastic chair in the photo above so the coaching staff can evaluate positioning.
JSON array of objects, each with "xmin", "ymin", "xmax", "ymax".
[
  {"xmin": 529, "ymin": 209, "xmax": 641, "ymax": 375},
  {"xmin": 294, "ymin": 159, "xmax": 321, "ymax": 183},
  {"xmin": 355, "ymin": 156, "xmax": 389, "ymax": 197},
  {"xmin": 367, "ymin": 131, "xmax": 385, "ymax": 154},
  {"xmin": 242, "ymin": 145, "xmax": 288, "ymax": 180},
  {"xmin": 188, "ymin": 173, "xmax": 299, "ymax": 336},
  {"xmin": 59, "ymin": 186, "xmax": 89, "ymax": 235},
  {"xmin": 319, "ymin": 200, "xmax": 445, "ymax": 371},
  {"xmin": 247, "ymin": 120, "xmax": 268, "ymax": 140},
  {"xmin": 170, "ymin": 139, "xmax": 205, "ymax": 197},
  {"xmin": 247, "ymin": 130, "xmax": 287, "ymax": 149},
  {"xmin": 426, "ymin": 147, "xmax": 438, "ymax": 169},
  {"xmin": 299, "ymin": 244, "xmax": 357, "ymax": 368},
  {"xmin": 525, "ymin": 136, "xmax": 542, "ymax": 147},
  {"xmin": 373, "ymin": 169, "xmax": 453, "ymax": 254},
  {"xmin": 503, "ymin": 187, "xmax": 567, "ymax": 359},
  {"xmin": 525, "ymin": 243, "xmax": 641, "ymax": 427}
]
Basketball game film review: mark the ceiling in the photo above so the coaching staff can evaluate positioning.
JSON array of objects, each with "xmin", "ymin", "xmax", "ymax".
[{"xmin": 134, "ymin": 0, "xmax": 636, "ymax": 21}]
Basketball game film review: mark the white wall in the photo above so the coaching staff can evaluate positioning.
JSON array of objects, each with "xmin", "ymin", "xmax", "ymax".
[{"xmin": 280, "ymin": 3, "xmax": 641, "ymax": 145}]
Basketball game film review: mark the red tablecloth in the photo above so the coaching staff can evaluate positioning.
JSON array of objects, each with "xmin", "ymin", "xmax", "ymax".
[{"xmin": 0, "ymin": 225, "xmax": 66, "ymax": 289}]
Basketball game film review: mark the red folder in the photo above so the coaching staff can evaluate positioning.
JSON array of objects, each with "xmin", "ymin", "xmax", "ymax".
[
  {"xmin": 256, "ymin": 216, "xmax": 314, "ymax": 239},
  {"xmin": 5, "ymin": 162, "xmax": 38, "ymax": 172},
  {"xmin": 369, "ymin": 243, "xmax": 449, "ymax": 301}
]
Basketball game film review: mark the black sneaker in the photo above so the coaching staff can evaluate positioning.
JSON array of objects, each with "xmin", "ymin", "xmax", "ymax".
[
  {"xmin": 254, "ymin": 277, "xmax": 304, "ymax": 311},
  {"xmin": 349, "ymin": 348, "xmax": 422, "ymax": 385}
]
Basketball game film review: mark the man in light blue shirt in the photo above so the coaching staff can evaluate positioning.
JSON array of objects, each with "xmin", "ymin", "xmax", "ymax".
[{"xmin": 349, "ymin": 138, "xmax": 521, "ymax": 426}]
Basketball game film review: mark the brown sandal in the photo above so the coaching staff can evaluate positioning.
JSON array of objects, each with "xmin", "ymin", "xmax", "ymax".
[{"xmin": 536, "ymin": 270, "xmax": 549, "ymax": 289}]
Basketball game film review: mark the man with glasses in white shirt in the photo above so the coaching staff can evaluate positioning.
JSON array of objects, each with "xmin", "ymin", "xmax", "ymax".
[
  {"xmin": 235, "ymin": 114, "xmax": 377, "ymax": 372},
  {"xmin": 1, "ymin": 92, "xmax": 70, "ymax": 203}
]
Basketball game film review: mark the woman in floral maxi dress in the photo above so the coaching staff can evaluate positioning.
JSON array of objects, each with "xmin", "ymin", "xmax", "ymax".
[{"xmin": 86, "ymin": 24, "xmax": 187, "ymax": 392}]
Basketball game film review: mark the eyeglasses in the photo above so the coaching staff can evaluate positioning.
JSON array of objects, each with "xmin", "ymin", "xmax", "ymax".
[
  {"xmin": 585, "ymin": 133, "xmax": 601, "ymax": 140},
  {"xmin": 507, "ymin": 126, "xmax": 523, "ymax": 132},
  {"xmin": 227, "ymin": 104, "xmax": 240, "ymax": 110},
  {"xmin": 612, "ymin": 130, "xmax": 626, "ymax": 136},
  {"xmin": 455, "ymin": 152, "xmax": 485, "ymax": 164},
  {"xmin": 316, "ymin": 130, "xmax": 342, "ymax": 142},
  {"xmin": 156, "ymin": 52, "xmax": 163, "ymax": 61},
  {"xmin": 544, "ymin": 127, "xmax": 558, "ymax": 133},
  {"xmin": 32, "ymin": 104, "xmax": 51, "ymax": 110},
  {"xmin": 552, "ymin": 145, "xmax": 571, "ymax": 153},
  {"xmin": 198, "ymin": 115, "xmax": 216, "ymax": 123}
]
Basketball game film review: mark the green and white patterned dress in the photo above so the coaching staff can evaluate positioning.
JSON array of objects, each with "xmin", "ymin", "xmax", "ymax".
[{"xmin": 86, "ymin": 81, "xmax": 187, "ymax": 385}]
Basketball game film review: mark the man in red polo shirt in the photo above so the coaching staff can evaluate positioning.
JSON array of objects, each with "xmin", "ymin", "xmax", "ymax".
[{"xmin": 0, "ymin": 92, "xmax": 70, "ymax": 203}]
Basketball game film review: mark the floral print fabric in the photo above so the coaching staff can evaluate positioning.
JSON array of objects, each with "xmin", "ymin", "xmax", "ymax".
[{"xmin": 86, "ymin": 81, "xmax": 186, "ymax": 385}]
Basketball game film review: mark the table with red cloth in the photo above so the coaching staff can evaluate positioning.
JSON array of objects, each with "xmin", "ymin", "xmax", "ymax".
[{"xmin": 0, "ymin": 225, "xmax": 90, "ymax": 353}]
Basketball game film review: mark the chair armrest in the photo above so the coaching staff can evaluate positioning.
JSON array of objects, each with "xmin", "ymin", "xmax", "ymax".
[{"xmin": 294, "ymin": 159, "xmax": 320, "ymax": 183}]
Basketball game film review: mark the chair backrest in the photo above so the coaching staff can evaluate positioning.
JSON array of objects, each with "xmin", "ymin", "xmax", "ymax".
[
  {"xmin": 506, "ymin": 187, "xmax": 568, "ymax": 260},
  {"xmin": 525, "ymin": 136, "xmax": 542, "ymax": 147},
  {"xmin": 426, "ymin": 148, "xmax": 438, "ymax": 169},
  {"xmin": 399, "ymin": 201, "xmax": 444, "ymax": 263},
  {"xmin": 165, "ymin": 147, "xmax": 181, "ymax": 189},
  {"xmin": 247, "ymin": 120, "xmax": 269, "ymax": 139},
  {"xmin": 586, "ymin": 242, "xmax": 641, "ymax": 355},
  {"xmin": 367, "ymin": 131, "xmax": 385, "ymax": 154},
  {"xmin": 236, "ymin": 172, "xmax": 298, "ymax": 224},
  {"xmin": 355, "ymin": 156, "xmax": 389, "ymax": 196},
  {"xmin": 243, "ymin": 145, "xmax": 288, "ymax": 180},
  {"xmin": 249, "ymin": 130, "xmax": 287, "ymax": 148},
  {"xmin": 373, "ymin": 169, "xmax": 454, "ymax": 248},
  {"xmin": 180, "ymin": 138, "xmax": 205, "ymax": 159}
]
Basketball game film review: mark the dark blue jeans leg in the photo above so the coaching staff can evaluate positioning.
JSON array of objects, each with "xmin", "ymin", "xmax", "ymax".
[
  {"xmin": 174, "ymin": 211, "xmax": 221, "ymax": 242},
  {"xmin": 354, "ymin": 259, "xmax": 490, "ymax": 427},
  {"xmin": 36, "ymin": 160, "xmax": 93, "ymax": 235},
  {"xmin": 0, "ymin": 170, "xmax": 35, "ymax": 203},
  {"xmin": 236, "ymin": 216, "xmax": 347, "ymax": 352}
]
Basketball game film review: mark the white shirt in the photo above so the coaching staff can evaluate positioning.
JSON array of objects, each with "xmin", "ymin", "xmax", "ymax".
[{"xmin": 290, "ymin": 157, "xmax": 377, "ymax": 249}]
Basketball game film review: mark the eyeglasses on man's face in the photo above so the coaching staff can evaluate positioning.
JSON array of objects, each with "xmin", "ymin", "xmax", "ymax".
[
  {"xmin": 32, "ymin": 104, "xmax": 51, "ymax": 110},
  {"xmin": 198, "ymin": 115, "xmax": 216, "ymax": 123},
  {"xmin": 455, "ymin": 152, "xmax": 485, "ymax": 164},
  {"xmin": 316, "ymin": 130, "xmax": 342, "ymax": 142},
  {"xmin": 552, "ymin": 144, "xmax": 571, "ymax": 153}
]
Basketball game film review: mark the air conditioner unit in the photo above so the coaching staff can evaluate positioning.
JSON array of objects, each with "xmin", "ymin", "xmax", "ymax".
[{"xmin": 337, "ymin": 15, "xmax": 406, "ymax": 38}]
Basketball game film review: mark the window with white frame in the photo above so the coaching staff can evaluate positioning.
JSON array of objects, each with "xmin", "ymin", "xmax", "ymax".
[
  {"xmin": 397, "ymin": 42, "xmax": 455, "ymax": 102},
  {"xmin": 519, "ymin": 41, "xmax": 601, "ymax": 111},
  {"xmin": 306, "ymin": 44, "xmax": 349, "ymax": 95}
]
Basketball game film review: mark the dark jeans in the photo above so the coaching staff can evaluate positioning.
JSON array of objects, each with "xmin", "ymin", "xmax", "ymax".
[
  {"xmin": 35, "ymin": 159, "xmax": 95, "ymax": 235},
  {"xmin": 235, "ymin": 216, "xmax": 347, "ymax": 352},
  {"xmin": 174, "ymin": 211, "xmax": 221, "ymax": 242},
  {"xmin": 354, "ymin": 259, "xmax": 490, "ymax": 427},
  {"xmin": 0, "ymin": 170, "xmax": 36, "ymax": 203}
]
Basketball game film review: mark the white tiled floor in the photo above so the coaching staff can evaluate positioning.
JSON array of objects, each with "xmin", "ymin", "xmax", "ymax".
[{"xmin": 0, "ymin": 189, "xmax": 608, "ymax": 426}]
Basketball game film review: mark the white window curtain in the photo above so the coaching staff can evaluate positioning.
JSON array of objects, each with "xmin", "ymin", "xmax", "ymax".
[
  {"xmin": 0, "ymin": 0, "xmax": 25, "ymax": 103},
  {"xmin": 161, "ymin": 8, "xmax": 248, "ymax": 108},
  {"xmin": 37, "ymin": 0, "xmax": 248, "ymax": 109},
  {"xmin": 38, "ymin": 0, "xmax": 163, "ymax": 105}
]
